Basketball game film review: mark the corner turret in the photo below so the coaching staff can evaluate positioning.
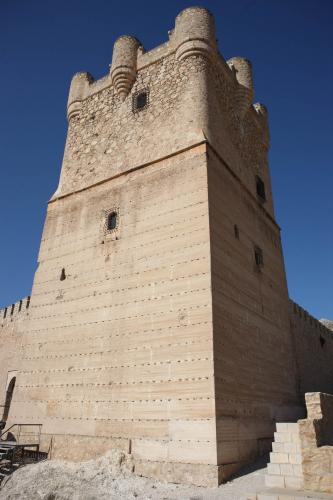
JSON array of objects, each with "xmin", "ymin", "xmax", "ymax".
[
  {"xmin": 67, "ymin": 72, "xmax": 94, "ymax": 121},
  {"xmin": 227, "ymin": 57, "xmax": 254, "ymax": 118},
  {"xmin": 110, "ymin": 35, "xmax": 142, "ymax": 99},
  {"xmin": 173, "ymin": 7, "xmax": 217, "ymax": 61}
]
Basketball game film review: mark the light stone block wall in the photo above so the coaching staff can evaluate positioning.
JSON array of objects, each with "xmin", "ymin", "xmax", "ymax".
[{"xmin": 266, "ymin": 423, "xmax": 303, "ymax": 490}]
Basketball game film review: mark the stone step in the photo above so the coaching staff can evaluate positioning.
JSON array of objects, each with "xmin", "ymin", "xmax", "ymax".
[{"xmin": 256, "ymin": 487, "xmax": 333, "ymax": 500}]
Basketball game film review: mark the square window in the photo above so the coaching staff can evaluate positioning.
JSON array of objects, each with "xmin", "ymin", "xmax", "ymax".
[
  {"xmin": 256, "ymin": 175, "xmax": 266, "ymax": 202},
  {"xmin": 132, "ymin": 89, "xmax": 149, "ymax": 112}
]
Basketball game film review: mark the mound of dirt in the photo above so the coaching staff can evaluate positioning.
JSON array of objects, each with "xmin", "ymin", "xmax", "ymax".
[{"xmin": 0, "ymin": 449, "xmax": 266, "ymax": 500}]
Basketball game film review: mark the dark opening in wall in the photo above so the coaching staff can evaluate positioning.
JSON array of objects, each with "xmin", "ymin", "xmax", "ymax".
[
  {"xmin": 60, "ymin": 268, "xmax": 66, "ymax": 281},
  {"xmin": 319, "ymin": 335, "xmax": 326, "ymax": 348},
  {"xmin": 256, "ymin": 175, "xmax": 266, "ymax": 202},
  {"xmin": 133, "ymin": 89, "xmax": 149, "ymax": 112},
  {"xmin": 254, "ymin": 246, "xmax": 264, "ymax": 268},
  {"xmin": 234, "ymin": 224, "xmax": 239, "ymax": 239},
  {"xmin": 107, "ymin": 212, "xmax": 118, "ymax": 231}
]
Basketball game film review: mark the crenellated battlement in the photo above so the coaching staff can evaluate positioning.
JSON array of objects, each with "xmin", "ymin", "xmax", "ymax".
[
  {"xmin": 66, "ymin": 7, "xmax": 220, "ymax": 119},
  {"xmin": 66, "ymin": 6, "xmax": 268, "ymax": 123},
  {"xmin": 0, "ymin": 296, "xmax": 30, "ymax": 324},
  {"xmin": 57, "ymin": 6, "xmax": 271, "ymax": 204},
  {"xmin": 290, "ymin": 299, "xmax": 332, "ymax": 336},
  {"xmin": 290, "ymin": 299, "xmax": 333, "ymax": 397},
  {"xmin": 66, "ymin": 6, "xmax": 266, "ymax": 121}
]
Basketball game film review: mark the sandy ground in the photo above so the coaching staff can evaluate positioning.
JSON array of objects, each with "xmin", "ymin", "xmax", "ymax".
[{"xmin": 0, "ymin": 450, "xmax": 267, "ymax": 500}]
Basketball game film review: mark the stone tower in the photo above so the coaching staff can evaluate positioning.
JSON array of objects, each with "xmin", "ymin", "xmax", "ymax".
[{"xmin": 5, "ymin": 6, "xmax": 333, "ymax": 487}]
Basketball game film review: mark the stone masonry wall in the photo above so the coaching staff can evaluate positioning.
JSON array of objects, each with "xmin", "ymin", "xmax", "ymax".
[
  {"xmin": 206, "ymin": 55, "xmax": 274, "ymax": 220},
  {"xmin": 54, "ymin": 5, "xmax": 271, "ymax": 216},
  {"xmin": 53, "ymin": 8, "xmax": 219, "ymax": 199}
]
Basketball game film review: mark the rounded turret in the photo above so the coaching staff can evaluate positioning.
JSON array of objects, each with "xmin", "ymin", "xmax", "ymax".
[
  {"xmin": 67, "ymin": 72, "xmax": 94, "ymax": 121},
  {"xmin": 110, "ymin": 35, "xmax": 141, "ymax": 99},
  {"xmin": 227, "ymin": 57, "xmax": 254, "ymax": 118},
  {"xmin": 174, "ymin": 7, "xmax": 217, "ymax": 61}
]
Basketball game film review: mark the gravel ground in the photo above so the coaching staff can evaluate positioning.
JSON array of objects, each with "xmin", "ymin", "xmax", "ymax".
[{"xmin": 0, "ymin": 450, "xmax": 267, "ymax": 500}]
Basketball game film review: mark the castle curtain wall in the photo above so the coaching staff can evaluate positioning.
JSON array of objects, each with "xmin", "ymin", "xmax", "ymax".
[
  {"xmin": 0, "ymin": 301, "xmax": 28, "ymax": 423},
  {"xmin": 290, "ymin": 301, "xmax": 333, "ymax": 397}
]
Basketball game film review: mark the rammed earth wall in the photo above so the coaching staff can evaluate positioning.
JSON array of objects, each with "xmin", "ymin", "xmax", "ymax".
[{"xmin": 0, "ymin": 6, "xmax": 332, "ymax": 487}]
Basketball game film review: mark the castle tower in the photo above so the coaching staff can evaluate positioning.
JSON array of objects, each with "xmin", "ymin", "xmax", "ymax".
[{"xmin": 4, "ymin": 7, "xmax": 305, "ymax": 486}]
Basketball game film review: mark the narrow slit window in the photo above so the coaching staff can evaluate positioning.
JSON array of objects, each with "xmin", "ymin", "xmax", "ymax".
[
  {"xmin": 107, "ymin": 211, "xmax": 117, "ymax": 231},
  {"xmin": 256, "ymin": 175, "xmax": 266, "ymax": 202},
  {"xmin": 60, "ymin": 268, "xmax": 66, "ymax": 281},
  {"xmin": 234, "ymin": 224, "xmax": 239, "ymax": 239},
  {"xmin": 254, "ymin": 246, "xmax": 264, "ymax": 268}
]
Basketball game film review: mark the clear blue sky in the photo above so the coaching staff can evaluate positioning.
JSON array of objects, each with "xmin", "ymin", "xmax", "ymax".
[{"xmin": 1, "ymin": 0, "xmax": 332, "ymax": 319}]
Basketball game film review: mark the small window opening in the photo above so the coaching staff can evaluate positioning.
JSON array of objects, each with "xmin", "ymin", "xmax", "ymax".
[
  {"xmin": 234, "ymin": 224, "xmax": 239, "ymax": 239},
  {"xmin": 133, "ymin": 90, "xmax": 149, "ymax": 112},
  {"xmin": 107, "ymin": 212, "xmax": 117, "ymax": 231},
  {"xmin": 254, "ymin": 246, "xmax": 264, "ymax": 268},
  {"xmin": 4, "ymin": 308, "xmax": 7, "ymax": 319},
  {"xmin": 319, "ymin": 335, "xmax": 326, "ymax": 348},
  {"xmin": 10, "ymin": 304, "xmax": 15, "ymax": 316},
  {"xmin": 256, "ymin": 175, "xmax": 266, "ymax": 202},
  {"xmin": 18, "ymin": 300, "xmax": 22, "ymax": 312},
  {"xmin": 60, "ymin": 268, "xmax": 66, "ymax": 281}
]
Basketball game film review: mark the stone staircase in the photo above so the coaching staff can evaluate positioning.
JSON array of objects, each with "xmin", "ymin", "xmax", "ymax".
[
  {"xmin": 0, "ymin": 423, "xmax": 47, "ymax": 485},
  {"xmin": 254, "ymin": 488, "xmax": 333, "ymax": 499},
  {"xmin": 252, "ymin": 393, "xmax": 333, "ymax": 500}
]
